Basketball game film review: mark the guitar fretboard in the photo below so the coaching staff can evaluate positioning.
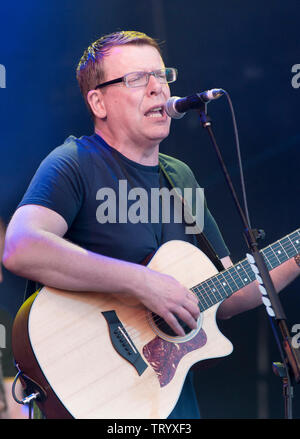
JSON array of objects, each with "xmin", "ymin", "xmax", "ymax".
[{"xmin": 192, "ymin": 229, "xmax": 300, "ymax": 311}]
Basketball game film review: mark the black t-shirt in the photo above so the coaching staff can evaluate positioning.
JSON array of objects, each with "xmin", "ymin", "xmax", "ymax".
[{"xmin": 18, "ymin": 133, "xmax": 229, "ymax": 264}]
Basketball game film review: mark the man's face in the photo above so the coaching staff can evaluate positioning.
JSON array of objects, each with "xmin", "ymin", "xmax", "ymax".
[{"xmin": 98, "ymin": 44, "xmax": 172, "ymax": 151}]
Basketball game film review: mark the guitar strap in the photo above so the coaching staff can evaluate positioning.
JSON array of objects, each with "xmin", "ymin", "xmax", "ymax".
[
  {"xmin": 159, "ymin": 161, "xmax": 225, "ymax": 273},
  {"xmin": 23, "ymin": 279, "xmax": 40, "ymax": 303}
]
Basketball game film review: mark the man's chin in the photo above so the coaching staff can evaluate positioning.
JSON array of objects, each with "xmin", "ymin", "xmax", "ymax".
[{"xmin": 146, "ymin": 126, "xmax": 170, "ymax": 145}]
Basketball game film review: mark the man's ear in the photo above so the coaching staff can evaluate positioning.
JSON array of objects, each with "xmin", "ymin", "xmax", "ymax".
[{"xmin": 87, "ymin": 89, "xmax": 107, "ymax": 119}]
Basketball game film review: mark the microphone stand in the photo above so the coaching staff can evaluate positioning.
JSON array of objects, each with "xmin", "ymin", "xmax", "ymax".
[{"xmin": 196, "ymin": 101, "xmax": 300, "ymax": 419}]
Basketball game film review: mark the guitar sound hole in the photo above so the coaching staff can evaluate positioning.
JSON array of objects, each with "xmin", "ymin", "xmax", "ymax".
[{"xmin": 151, "ymin": 313, "xmax": 192, "ymax": 337}]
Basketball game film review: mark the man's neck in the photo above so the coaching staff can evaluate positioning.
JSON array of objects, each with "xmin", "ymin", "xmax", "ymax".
[{"xmin": 94, "ymin": 127, "xmax": 160, "ymax": 166}]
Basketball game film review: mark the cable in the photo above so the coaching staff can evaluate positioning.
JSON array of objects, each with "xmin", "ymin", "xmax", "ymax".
[
  {"xmin": 11, "ymin": 369, "xmax": 41, "ymax": 419},
  {"xmin": 222, "ymin": 90, "xmax": 252, "ymax": 228},
  {"xmin": 11, "ymin": 371, "xmax": 25, "ymax": 405}
]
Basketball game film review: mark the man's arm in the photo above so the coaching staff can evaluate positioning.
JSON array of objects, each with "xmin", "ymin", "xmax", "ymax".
[
  {"xmin": 217, "ymin": 255, "xmax": 300, "ymax": 319},
  {"xmin": 3, "ymin": 205, "xmax": 200, "ymax": 336},
  {"xmin": 0, "ymin": 219, "xmax": 6, "ymax": 283}
]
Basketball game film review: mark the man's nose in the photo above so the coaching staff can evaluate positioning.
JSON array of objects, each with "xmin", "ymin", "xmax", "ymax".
[{"xmin": 146, "ymin": 73, "xmax": 163, "ymax": 95}]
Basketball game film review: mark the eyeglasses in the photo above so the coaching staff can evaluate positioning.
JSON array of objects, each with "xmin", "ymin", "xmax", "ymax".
[{"xmin": 94, "ymin": 67, "xmax": 178, "ymax": 89}]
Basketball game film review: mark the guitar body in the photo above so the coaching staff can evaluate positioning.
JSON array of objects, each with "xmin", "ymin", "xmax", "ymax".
[{"xmin": 13, "ymin": 240, "xmax": 234, "ymax": 419}]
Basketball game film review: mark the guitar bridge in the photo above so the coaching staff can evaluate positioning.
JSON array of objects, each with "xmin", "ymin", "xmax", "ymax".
[{"xmin": 102, "ymin": 310, "xmax": 148, "ymax": 376}]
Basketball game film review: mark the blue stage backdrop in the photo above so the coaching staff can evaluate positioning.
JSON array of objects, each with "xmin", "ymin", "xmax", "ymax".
[{"xmin": 0, "ymin": 0, "xmax": 299, "ymax": 419}]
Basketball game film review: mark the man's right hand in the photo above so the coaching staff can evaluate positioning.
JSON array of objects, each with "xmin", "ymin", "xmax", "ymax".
[{"xmin": 136, "ymin": 268, "xmax": 200, "ymax": 337}]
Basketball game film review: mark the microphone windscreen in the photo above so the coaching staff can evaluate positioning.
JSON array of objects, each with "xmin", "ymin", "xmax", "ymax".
[{"xmin": 165, "ymin": 97, "xmax": 186, "ymax": 119}]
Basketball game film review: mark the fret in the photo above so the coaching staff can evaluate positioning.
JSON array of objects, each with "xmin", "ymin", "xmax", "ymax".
[
  {"xmin": 192, "ymin": 228, "xmax": 300, "ymax": 311},
  {"xmin": 194, "ymin": 284, "xmax": 213, "ymax": 309},
  {"xmin": 277, "ymin": 240, "xmax": 290, "ymax": 259},
  {"xmin": 262, "ymin": 246, "xmax": 278, "ymax": 270},
  {"xmin": 232, "ymin": 262, "xmax": 249, "ymax": 287},
  {"xmin": 222, "ymin": 268, "xmax": 240, "ymax": 292},
  {"xmin": 288, "ymin": 232, "xmax": 300, "ymax": 253},
  {"xmin": 204, "ymin": 278, "xmax": 224, "ymax": 304},
  {"xmin": 226, "ymin": 266, "xmax": 246, "ymax": 290},
  {"xmin": 261, "ymin": 230, "xmax": 300, "ymax": 269},
  {"xmin": 216, "ymin": 272, "xmax": 235, "ymax": 293},
  {"xmin": 279, "ymin": 237, "xmax": 296, "ymax": 259},
  {"xmin": 271, "ymin": 242, "xmax": 289, "ymax": 264},
  {"xmin": 200, "ymin": 282, "xmax": 219, "ymax": 305},
  {"xmin": 192, "ymin": 285, "xmax": 210, "ymax": 311},
  {"xmin": 239, "ymin": 260, "xmax": 254, "ymax": 284},
  {"xmin": 213, "ymin": 274, "xmax": 232, "ymax": 298},
  {"xmin": 206, "ymin": 278, "xmax": 223, "ymax": 303},
  {"xmin": 244, "ymin": 258, "xmax": 257, "ymax": 279},
  {"xmin": 268, "ymin": 245, "xmax": 282, "ymax": 266}
]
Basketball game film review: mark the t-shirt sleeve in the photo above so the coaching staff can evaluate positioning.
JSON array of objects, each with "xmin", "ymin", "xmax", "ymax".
[{"xmin": 17, "ymin": 146, "xmax": 86, "ymax": 227}]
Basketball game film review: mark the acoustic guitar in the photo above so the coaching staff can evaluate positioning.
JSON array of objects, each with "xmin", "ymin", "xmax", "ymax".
[{"xmin": 12, "ymin": 229, "xmax": 300, "ymax": 418}]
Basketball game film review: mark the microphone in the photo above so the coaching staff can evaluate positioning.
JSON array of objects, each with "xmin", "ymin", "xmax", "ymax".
[{"xmin": 165, "ymin": 88, "xmax": 225, "ymax": 119}]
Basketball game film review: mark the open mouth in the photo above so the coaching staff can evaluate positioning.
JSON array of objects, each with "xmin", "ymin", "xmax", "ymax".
[{"xmin": 145, "ymin": 106, "xmax": 164, "ymax": 118}]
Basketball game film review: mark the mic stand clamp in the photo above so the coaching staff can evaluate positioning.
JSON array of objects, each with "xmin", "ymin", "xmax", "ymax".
[
  {"xmin": 273, "ymin": 361, "xmax": 294, "ymax": 419},
  {"xmin": 196, "ymin": 102, "xmax": 300, "ymax": 419}
]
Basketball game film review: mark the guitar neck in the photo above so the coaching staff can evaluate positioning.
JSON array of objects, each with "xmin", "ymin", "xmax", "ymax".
[{"xmin": 193, "ymin": 229, "xmax": 300, "ymax": 310}]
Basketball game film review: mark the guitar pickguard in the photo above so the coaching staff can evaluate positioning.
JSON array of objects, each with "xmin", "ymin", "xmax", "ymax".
[{"xmin": 143, "ymin": 329, "xmax": 207, "ymax": 387}]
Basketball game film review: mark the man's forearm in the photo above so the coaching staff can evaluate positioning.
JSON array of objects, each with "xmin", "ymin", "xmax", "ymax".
[
  {"xmin": 3, "ymin": 229, "xmax": 146, "ymax": 296},
  {"xmin": 217, "ymin": 257, "xmax": 300, "ymax": 320},
  {"xmin": 3, "ymin": 228, "xmax": 201, "ymax": 337}
]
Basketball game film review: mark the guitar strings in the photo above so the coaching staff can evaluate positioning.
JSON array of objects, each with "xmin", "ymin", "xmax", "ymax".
[
  {"xmin": 120, "ymin": 232, "xmax": 300, "ymax": 342},
  {"xmin": 117, "ymin": 284, "xmax": 216, "ymax": 342},
  {"xmin": 125, "ymin": 251, "xmax": 254, "ymax": 336}
]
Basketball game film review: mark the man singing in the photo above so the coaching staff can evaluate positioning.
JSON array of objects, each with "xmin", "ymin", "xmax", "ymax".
[{"xmin": 3, "ymin": 31, "xmax": 300, "ymax": 419}]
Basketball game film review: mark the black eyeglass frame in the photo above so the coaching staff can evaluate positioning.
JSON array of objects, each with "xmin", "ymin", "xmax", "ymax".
[{"xmin": 94, "ymin": 67, "xmax": 178, "ymax": 90}]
